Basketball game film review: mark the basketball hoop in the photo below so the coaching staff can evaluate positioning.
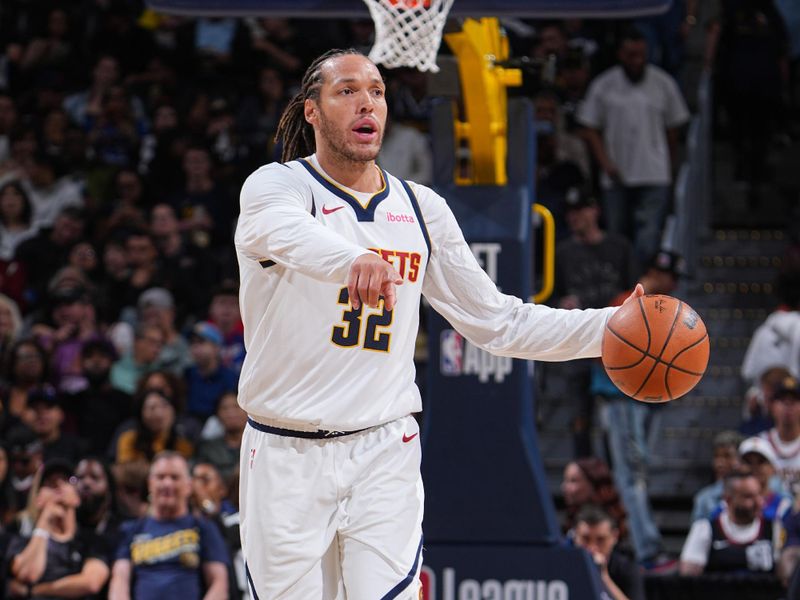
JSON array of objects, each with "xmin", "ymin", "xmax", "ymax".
[{"xmin": 362, "ymin": 0, "xmax": 455, "ymax": 72}]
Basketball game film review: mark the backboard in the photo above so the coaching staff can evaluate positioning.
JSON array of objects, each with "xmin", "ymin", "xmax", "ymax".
[{"xmin": 147, "ymin": 0, "xmax": 672, "ymax": 18}]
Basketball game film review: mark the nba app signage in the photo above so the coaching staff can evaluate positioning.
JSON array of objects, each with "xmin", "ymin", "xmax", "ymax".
[
  {"xmin": 440, "ymin": 330, "xmax": 512, "ymax": 383},
  {"xmin": 421, "ymin": 567, "xmax": 570, "ymax": 600},
  {"xmin": 439, "ymin": 242, "xmax": 512, "ymax": 383}
]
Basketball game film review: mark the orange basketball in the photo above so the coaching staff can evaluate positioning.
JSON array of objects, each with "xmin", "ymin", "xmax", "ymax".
[{"xmin": 601, "ymin": 294, "xmax": 709, "ymax": 403}]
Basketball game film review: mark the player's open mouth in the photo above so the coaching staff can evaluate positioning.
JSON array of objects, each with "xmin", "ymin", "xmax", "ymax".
[{"xmin": 352, "ymin": 120, "xmax": 378, "ymax": 141}]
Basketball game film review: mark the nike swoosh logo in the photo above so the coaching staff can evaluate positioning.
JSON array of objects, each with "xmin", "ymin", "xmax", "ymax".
[
  {"xmin": 712, "ymin": 541, "xmax": 729, "ymax": 550},
  {"xmin": 322, "ymin": 205, "xmax": 345, "ymax": 215},
  {"xmin": 402, "ymin": 433, "xmax": 418, "ymax": 443}
]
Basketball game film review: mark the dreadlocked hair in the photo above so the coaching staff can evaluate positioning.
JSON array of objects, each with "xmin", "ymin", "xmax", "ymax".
[{"xmin": 276, "ymin": 48, "xmax": 365, "ymax": 163}]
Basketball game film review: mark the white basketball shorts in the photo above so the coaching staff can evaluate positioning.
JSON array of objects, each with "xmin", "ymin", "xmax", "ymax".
[{"xmin": 239, "ymin": 414, "xmax": 424, "ymax": 599}]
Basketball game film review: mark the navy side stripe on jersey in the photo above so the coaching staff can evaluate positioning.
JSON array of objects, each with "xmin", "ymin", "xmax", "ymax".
[
  {"xmin": 400, "ymin": 179, "xmax": 431, "ymax": 264},
  {"xmin": 380, "ymin": 536, "xmax": 423, "ymax": 599},
  {"xmin": 245, "ymin": 562, "xmax": 260, "ymax": 600},
  {"xmin": 297, "ymin": 158, "xmax": 390, "ymax": 222}
]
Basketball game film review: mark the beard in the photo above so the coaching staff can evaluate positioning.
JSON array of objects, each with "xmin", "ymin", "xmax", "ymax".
[
  {"xmin": 623, "ymin": 65, "xmax": 645, "ymax": 84},
  {"xmin": 84, "ymin": 368, "xmax": 109, "ymax": 387},
  {"xmin": 732, "ymin": 505, "xmax": 755, "ymax": 524},
  {"xmin": 77, "ymin": 494, "xmax": 106, "ymax": 524},
  {"xmin": 317, "ymin": 107, "xmax": 383, "ymax": 164}
]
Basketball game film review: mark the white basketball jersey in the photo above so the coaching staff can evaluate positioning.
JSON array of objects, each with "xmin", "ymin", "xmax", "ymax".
[
  {"xmin": 760, "ymin": 428, "xmax": 800, "ymax": 490},
  {"xmin": 235, "ymin": 154, "xmax": 616, "ymax": 430}
]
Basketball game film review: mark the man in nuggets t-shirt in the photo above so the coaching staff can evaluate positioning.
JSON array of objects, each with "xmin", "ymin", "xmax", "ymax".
[{"xmin": 109, "ymin": 452, "xmax": 229, "ymax": 600}]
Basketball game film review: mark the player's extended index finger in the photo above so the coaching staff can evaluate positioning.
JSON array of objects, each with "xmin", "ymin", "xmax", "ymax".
[
  {"xmin": 347, "ymin": 262, "xmax": 361, "ymax": 310},
  {"xmin": 381, "ymin": 265, "xmax": 403, "ymax": 311}
]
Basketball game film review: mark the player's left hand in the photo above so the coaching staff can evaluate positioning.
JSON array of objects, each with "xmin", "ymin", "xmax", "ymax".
[{"xmin": 621, "ymin": 283, "xmax": 645, "ymax": 306}]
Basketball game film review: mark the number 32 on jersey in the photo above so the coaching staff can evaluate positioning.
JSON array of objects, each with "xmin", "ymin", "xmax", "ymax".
[{"xmin": 331, "ymin": 287, "xmax": 392, "ymax": 352}]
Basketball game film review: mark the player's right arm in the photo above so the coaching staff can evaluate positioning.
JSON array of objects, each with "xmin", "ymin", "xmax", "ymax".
[{"xmin": 235, "ymin": 164, "xmax": 371, "ymax": 284}]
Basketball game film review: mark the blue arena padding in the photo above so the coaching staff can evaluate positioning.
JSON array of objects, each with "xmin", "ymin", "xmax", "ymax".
[
  {"xmin": 420, "ymin": 98, "xmax": 605, "ymax": 598},
  {"xmin": 147, "ymin": 0, "xmax": 671, "ymax": 18}
]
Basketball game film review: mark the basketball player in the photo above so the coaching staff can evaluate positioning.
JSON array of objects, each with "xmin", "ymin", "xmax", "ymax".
[{"xmin": 235, "ymin": 48, "xmax": 644, "ymax": 599}]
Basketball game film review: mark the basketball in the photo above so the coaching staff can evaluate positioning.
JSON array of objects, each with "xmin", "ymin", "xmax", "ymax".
[{"xmin": 601, "ymin": 294, "xmax": 710, "ymax": 403}]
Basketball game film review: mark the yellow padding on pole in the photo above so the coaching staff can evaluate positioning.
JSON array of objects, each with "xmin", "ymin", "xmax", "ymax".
[{"xmin": 445, "ymin": 18, "xmax": 522, "ymax": 185}]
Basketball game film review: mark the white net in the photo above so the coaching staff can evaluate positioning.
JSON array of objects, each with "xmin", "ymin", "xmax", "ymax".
[{"xmin": 363, "ymin": 0, "xmax": 455, "ymax": 72}]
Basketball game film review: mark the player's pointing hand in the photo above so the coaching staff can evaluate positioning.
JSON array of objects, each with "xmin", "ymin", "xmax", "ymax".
[{"xmin": 348, "ymin": 253, "xmax": 403, "ymax": 311}]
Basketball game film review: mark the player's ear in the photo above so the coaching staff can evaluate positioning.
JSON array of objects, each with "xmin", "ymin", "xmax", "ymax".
[{"xmin": 304, "ymin": 98, "xmax": 317, "ymax": 126}]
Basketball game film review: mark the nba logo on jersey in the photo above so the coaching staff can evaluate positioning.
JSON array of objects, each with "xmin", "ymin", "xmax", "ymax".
[{"xmin": 440, "ymin": 330, "xmax": 464, "ymax": 376}]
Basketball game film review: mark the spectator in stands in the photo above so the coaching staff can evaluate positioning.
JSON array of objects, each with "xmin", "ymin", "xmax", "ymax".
[
  {"xmin": 63, "ymin": 55, "xmax": 121, "ymax": 130},
  {"xmin": 109, "ymin": 452, "xmax": 229, "ymax": 600},
  {"xmin": 706, "ymin": 0, "xmax": 789, "ymax": 196},
  {"xmin": 22, "ymin": 151, "xmax": 83, "ymax": 230},
  {"xmin": 89, "ymin": 3, "xmax": 157, "ymax": 77},
  {"xmin": 63, "ymin": 339, "xmax": 131, "ymax": 457},
  {"xmin": 195, "ymin": 391, "xmax": 247, "ymax": 481},
  {"xmin": 136, "ymin": 287, "xmax": 191, "ymax": 375},
  {"xmin": 680, "ymin": 470, "xmax": 775, "ymax": 575},
  {"xmin": 150, "ymin": 203, "xmax": 219, "ymax": 317},
  {"xmin": 0, "ymin": 340, "xmax": 49, "ymax": 435},
  {"xmin": 389, "ymin": 67, "xmax": 434, "ymax": 126},
  {"xmin": 75, "ymin": 457, "xmax": 121, "ymax": 546},
  {"xmin": 25, "ymin": 385, "xmax": 86, "ymax": 464},
  {"xmin": 561, "ymin": 457, "xmax": 629, "ymax": 544},
  {"xmin": 377, "ymin": 107, "xmax": 433, "ymax": 185},
  {"xmin": 0, "ymin": 445, "xmax": 12, "ymax": 525},
  {"xmin": 99, "ymin": 168, "xmax": 150, "ymax": 240},
  {"xmin": 15, "ymin": 206, "xmax": 85, "ymax": 304},
  {"xmin": 137, "ymin": 103, "xmax": 184, "ymax": 194},
  {"xmin": 0, "ymin": 127, "xmax": 38, "ymax": 185},
  {"xmin": 549, "ymin": 187, "xmax": 636, "ymax": 456},
  {"xmin": 110, "ymin": 324, "xmax": 164, "ymax": 395},
  {"xmin": 207, "ymin": 280, "xmax": 244, "ymax": 374},
  {"xmin": 534, "ymin": 121, "xmax": 586, "ymax": 242},
  {"xmin": 0, "ymin": 293, "xmax": 22, "ymax": 365},
  {"xmin": 169, "ymin": 144, "xmax": 234, "ymax": 248},
  {"xmin": 757, "ymin": 375, "xmax": 800, "ymax": 491},
  {"xmin": 577, "ymin": 26, "xmax": 689, "ymax": 260},
  {"xmin": 4, "ymin": 458, "xmax": 111, "ymax": 599},
  {"xmin": 192, "ymin": 462, "xmax": 236, "ymax": 521},
  {"xmin": 533, "ymin": 90, "xmax": 591, "ymax": 179},
  {"xmin": 244, "ymin": 17, "xmax": 306, "ymax": 75},
  {"xmin": 691, "ymin": 430, "xmax": 742, "ymax": 522},
  {"xmin": 237, "ymin": 66, "xmax": 287, "ymax": 162},
  {"xmin": 86, "ymin": 85, "xmax": 146, "ymax": 170},
  {"xmin": 0, "ymin": 181, "xmax": 38, "ymax": 261},
  {"xmin": 0, "ymin": 93, "xmax": 18, "ymax": 164},
  {"xmin": 573, "ymin": 504, "xmax": 645, "ymax": 600},
  {"xmin": 742, "ymin": 268, "xmax": 800, "ymax": 386},
  {"xmin": 635, "ymin": 0, "xmax": 698, "ymax": 78},
  {"xmin": 4, "ymin": 428, "xmax": 44, "ymax": 518},
  {"xmin": 741, "ymin": 366, "xmax": 791, "ymax": 437},
  {"xmin": 18, "ymin": 7, "xmax": 81, "ymax": 85},
  {"xmin": 185, "ymin": 322, "xmax": 238, "ymax": 425},
  {"xmin": 110, "ymin": 462, "xmax": 148, "ymax": 522},
  {"xmin": 120, "ymin": 229, "xmax": 167, "ymax": 311},
  {"xmin": 560, "ymin": 49, "xmax": 591, "ymax": 129},
  {"xmin": 39, "ymin": 108, "xmax": 71, "ymax": 163},
  {"xmin": 98, "ymin": 238, "xmax": 131, "ymax": 325},
  {"xmin": 192, "ymin": 461, "xmax": 243, "ymax": 600},
  {"xmin": 113, "ymin": 389, "xmax": 193, "ymax": 466},
  {"xmin": 737, "ymin": 437, "xmax": 791, "ymax": 520},
  {"xmin": 778, "ymin": 492, "xmax": 800, "ymax": 590},
  {"xmin": 67, "ymin": 242, "xmax": 100, "ymax": 285},
  {"xmin": 31, "ymin": 285, "xmax": 103, "ymax": 393}
]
